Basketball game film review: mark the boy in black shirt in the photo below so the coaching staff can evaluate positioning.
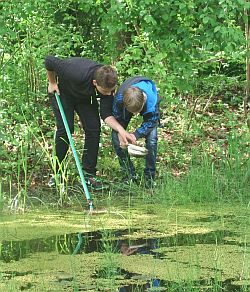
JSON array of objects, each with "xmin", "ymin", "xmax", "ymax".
[{"xmin": 45, "ymin": 55, "xmax": 133, "ymax": 190}]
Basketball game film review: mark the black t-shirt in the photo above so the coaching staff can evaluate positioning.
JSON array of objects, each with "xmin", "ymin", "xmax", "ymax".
[{"xmin": 45, "ymin": 55, "xmax": 113, "ymax": 120}]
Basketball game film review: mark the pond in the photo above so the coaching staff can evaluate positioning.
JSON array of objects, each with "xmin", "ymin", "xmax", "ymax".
[{"xmin": 0, "ymin": 198, "xmax": 249, "ymax": 291}]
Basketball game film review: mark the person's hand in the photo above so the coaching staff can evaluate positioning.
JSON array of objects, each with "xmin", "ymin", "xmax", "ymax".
[
  {"xmin": 128, "ymin": 133, "xmax": 137, "ymax": 144},
  {"xmin": 48, "ymin": 82, "xmax": 59, "ymax": 95},
  {"xmin": 118, "ymin": 130, "xmax": 136, "ymax": 148},
  {"xmin": 118, "ymin": 132, "xmax": 129, "ymax": 149}
]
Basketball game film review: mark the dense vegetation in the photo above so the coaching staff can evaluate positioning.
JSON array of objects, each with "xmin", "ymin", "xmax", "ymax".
[{"xmin": 0, "ymin": 0, "xmax": 249, "ymax": 210}]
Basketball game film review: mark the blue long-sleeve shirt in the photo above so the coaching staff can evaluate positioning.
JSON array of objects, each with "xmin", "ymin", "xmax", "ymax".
[{"xmin": 112, "ymin": 76, "xmax": 160, "ymax": 139}]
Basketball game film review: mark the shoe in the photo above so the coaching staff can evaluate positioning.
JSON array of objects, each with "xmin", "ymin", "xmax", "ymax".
[{"xmin": 85, "ymin": 174, "xmax": 109, "ymax": 191}]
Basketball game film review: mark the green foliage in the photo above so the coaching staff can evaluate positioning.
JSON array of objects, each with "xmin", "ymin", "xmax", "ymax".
[
  {"xmin": 0, "ymin": 0, "xmax": 249, "ymax": 206},
  {"xmin": 98, "ymin": 0, "xmax": 246, "ymax": 93},
  {"xmin": 0, "ymin": 0, "xmax": 247, "ymax": 94}
]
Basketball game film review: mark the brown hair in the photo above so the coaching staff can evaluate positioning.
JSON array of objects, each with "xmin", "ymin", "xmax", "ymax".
[
  {"xmin": 123, "ymin": 87, "xmax": 145, "ymax": 113},
  {"xmin": 94, "ymin": 66, "xmax": 118, "ymax": 89}
]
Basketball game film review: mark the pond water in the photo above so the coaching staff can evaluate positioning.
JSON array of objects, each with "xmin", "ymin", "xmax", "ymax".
[{"xmin": 0, "ymin": 200, "xmax": 249, "ymax": 291}]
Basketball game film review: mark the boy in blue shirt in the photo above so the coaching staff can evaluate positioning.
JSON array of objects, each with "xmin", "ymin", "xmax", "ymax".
[{"xmin": 110, "ymin": 76, "xmax": 160, "ymax": 188}]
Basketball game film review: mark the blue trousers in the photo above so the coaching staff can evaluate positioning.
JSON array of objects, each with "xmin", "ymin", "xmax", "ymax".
[{"xmin": 112, "ymin": 126, "xmax": 158, "ymax": 179}]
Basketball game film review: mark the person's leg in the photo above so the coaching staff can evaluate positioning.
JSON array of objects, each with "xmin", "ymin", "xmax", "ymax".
[
  {"xmin": 75, "ymin": 98, "xmax": 100, "ymax": 175},
  {"xmin": 50, "ymin": 93, "xmax": 74, "ymax": 172},
  {"xmin": 144, "ymin": 127, "xmax": 158, "ymax": 180},
  {"xmin": 112, "ymin": 127, "xmax": 136, "ymax": 179}
]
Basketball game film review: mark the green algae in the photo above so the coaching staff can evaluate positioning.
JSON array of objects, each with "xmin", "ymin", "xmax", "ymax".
[{"xmin": 0, "ymin": 202, "xmax": 249, "ymax": 290}]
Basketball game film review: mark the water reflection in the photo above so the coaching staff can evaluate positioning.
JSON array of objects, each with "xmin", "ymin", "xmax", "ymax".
[
  {"xmin": 1, "ymin": 228, "xmax": 248, "ymax": 291},
  {"xmin": 0, "ymin": 229, "xmax": 237, "ymax": 263},
  {"xmin": 119, "ymin": 238, "xmax": 164, "ymax": 258},
  {"xmin": 119, "ymin": 239, "xmax": 162, "ymax": 291}
]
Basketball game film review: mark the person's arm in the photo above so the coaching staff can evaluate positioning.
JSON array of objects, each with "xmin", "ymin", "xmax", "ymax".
[
  {"xmin": 104, "ymin": 116, "xmax": 136, "ymax": 146},
  {"xmin": 100, "ymin": 96, "xmax": 135, "ymax": 145},
  {"xmin": 134, "ymin": 111, "xmax": 160, "ymax": 139},
  {"xmin": 104, "ymin": 116, "xmax": 125, "ymax": 134},
  {"xmin": 46, "ymin": 70, "xmax": 59, "ymax": 94},
  {"xmin": 100, "ymin": 93, "xmax": 136, "ymax": 145},
  {"xmin": 45, "ymin": 56, "xmax": 60, "ymax": 94}
]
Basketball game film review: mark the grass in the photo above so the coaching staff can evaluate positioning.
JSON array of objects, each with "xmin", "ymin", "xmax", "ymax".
[{"xmin": 1, "ymin": 125, "xmax": 249, "ymax": 211}]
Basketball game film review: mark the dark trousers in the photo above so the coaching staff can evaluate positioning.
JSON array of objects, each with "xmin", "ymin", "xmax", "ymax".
[
  {"xmin": 111, "ymin": 120, "xmax": 158, "ymax": 179},
  {"xmin": 50, "ymin": 93, "xmax": 100, "ymax": 175}
]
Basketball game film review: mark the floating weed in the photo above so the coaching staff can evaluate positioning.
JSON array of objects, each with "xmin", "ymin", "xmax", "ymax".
[{"xmin": 0, "ymin": 195, "xmax": 249, "ymax": 291}]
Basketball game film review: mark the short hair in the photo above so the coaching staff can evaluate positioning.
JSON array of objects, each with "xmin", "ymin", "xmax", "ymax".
[
  {"xmin": 94, "ymin": 66, "xmax": 118, "ymax": 89},
  {"xmin": 123, "ymin": 87, "xmax": 145, "ymax": 113}
]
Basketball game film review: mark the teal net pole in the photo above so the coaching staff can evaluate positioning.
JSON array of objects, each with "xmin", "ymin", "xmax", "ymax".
[{"xmin": 55, "ymin": 92, "xmax": 93, "ymax": 211}]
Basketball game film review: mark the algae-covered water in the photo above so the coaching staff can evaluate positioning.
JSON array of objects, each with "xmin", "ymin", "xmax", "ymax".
[{"xmin": 0, "ymin": 198, "xmax": 249, "ymax": 291}]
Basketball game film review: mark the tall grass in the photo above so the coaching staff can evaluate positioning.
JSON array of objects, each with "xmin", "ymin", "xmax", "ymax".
[
  {"xmin": 157, "ymin": 134, "xmax": 249, "ymax": 205},
  {"xmin": 0, "ymin": 183, "xmax": 3, "ymax": 214}
]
